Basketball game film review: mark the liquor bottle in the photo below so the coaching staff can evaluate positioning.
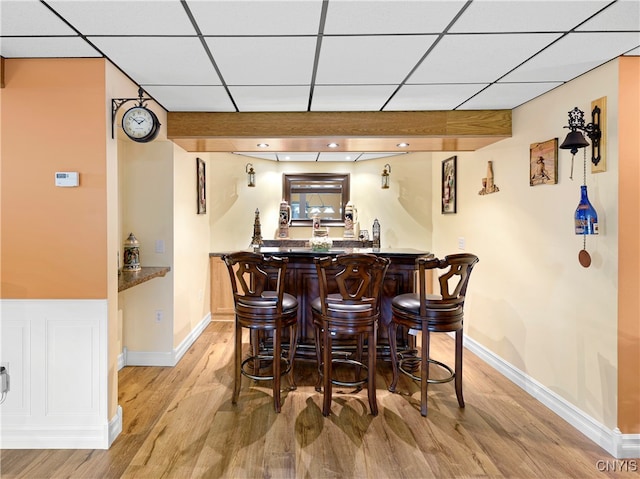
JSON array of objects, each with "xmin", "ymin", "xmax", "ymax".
[
  {"xmin": 372, "ymin": 218, "xmax": 381, "ymax": 249},
  {"xmin": 575, "ymin": 185, "xmax": 598, "ymax": 235}
]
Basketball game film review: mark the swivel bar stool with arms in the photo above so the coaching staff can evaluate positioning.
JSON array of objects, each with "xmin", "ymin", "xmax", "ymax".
[
  {"xmin": 311, "ymin": 253, "xmax": 390, "ymax": 417},
  {"xmin": 388, "ymin": 253, "xmax": 479, "ymax": 416},
  {"xmin": 222, "ymin": 252, "xmax": 298, "ymax": 413}
]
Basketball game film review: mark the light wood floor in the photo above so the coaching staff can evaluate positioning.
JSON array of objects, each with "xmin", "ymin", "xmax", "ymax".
[{"xmin": 1, "ymin": 321, "xmax": 634, "ymax": 479}]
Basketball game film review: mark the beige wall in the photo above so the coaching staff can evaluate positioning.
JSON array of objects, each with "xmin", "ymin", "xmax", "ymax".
[
  {"xmin": 172, "ymin": 146, "xmax": 212, "ymax": 349},
  {"xmin": 432, "ymin": 59, "xmax": 621, "ymax": 429},
  {"xmin": 206, "ymin": 153, "xmax": 433, "ymax": 252}
]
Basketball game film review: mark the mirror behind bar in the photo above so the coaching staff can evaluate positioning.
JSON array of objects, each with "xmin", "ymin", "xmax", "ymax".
[{"xmin": 283, "ymin": 173, "xmax": 350, "ymax": 227}]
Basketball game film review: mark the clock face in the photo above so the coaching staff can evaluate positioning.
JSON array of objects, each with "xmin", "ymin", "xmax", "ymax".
[{"xmin": 122, "ymin": 106, "xmax": 160, "ymax": 142}]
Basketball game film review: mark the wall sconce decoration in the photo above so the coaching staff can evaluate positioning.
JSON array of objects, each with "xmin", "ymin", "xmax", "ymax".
[
  {"xmin": 559, "ymin": 105, "xmax": 602, "ymax": 178},
  {"xmin": 560, "ymin": 105, "xmax": 601, "ymax": 268},
  {"xmin": 381, "ymin": 164, "xmax": 391, "ymax": 189},
  {"xmin": 246, "ymin": 163, "xmax": 256, "ymax": 187}
]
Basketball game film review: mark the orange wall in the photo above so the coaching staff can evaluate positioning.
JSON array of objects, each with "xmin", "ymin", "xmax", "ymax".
[
  {"xmin": 1, "ymin": 59, "xmax": 107, "ymax": 299},
  {"xmin": 618, "ymin": 56, "xmax": 640, "ymax": 433}
]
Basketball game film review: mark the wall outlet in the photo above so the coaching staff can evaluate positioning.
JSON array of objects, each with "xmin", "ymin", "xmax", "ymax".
[
  {"xmin": 155, "ymin": 310, "xmax": 163, "ymax": 323},
  {"xmin": 155, "ymin": 239, "xmax": 165, "ymax": 254},
  {"xmin": 458, "ymin": 237, "xmax": 466, "ymax": 250}
]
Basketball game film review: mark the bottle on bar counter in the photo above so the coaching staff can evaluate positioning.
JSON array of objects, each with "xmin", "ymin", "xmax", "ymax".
[{"xmin": 372, "ymin": 218, "xmax": 380, "ymax": 249}]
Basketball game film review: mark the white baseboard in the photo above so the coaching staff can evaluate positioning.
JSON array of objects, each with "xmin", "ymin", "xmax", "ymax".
[
  {"xmin": 108, "ymin": 405, "xmax": 123, "ymax": 447},
  {"xmin": 124, "ymin": 313, "xmax": 211, "ymax": 367},
  {"xmin": 463, "ymin": 335, "xmax": 640, "ymax": 459}
]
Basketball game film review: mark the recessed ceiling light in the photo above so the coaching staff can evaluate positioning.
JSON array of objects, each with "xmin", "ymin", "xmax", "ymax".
[
  {"xmin": 397, "ymin": 142, "xmax": 409, "ymax": 148},
  {"xmin": 257, "ymin": 143, "xmax": 269, "ymax": 148},
  {"xmin": 327, "ymin": 143, "xmax": 339, "ymax": 148}
]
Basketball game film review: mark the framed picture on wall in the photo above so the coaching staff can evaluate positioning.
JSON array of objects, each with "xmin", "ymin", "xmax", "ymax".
[
  {"xmin": 529, "ymin": 138, "xmax": 558, "ymax": 186},
  {"xmin": 442, "ymin": 156, "xmax": 457, "ymax": 214},
  {"xmin": 197, "ymin": 157, "xmax": 206, "ymax": 214}
]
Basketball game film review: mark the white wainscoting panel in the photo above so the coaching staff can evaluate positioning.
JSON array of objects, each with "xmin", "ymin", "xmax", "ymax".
[{"xmin": 0, "ymin": 299, "xmax": 110, "ymax": 449}]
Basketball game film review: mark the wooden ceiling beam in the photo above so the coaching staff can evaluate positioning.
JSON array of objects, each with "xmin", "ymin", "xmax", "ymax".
[{"xmin": 167, "ymin": 110, "xmax": 511, "ymax": 152}]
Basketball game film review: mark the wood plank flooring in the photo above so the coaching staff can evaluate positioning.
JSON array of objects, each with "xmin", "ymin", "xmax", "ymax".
[{"xmin": 1, "ymin": 321, "xmax": 635, "ymax": 479}]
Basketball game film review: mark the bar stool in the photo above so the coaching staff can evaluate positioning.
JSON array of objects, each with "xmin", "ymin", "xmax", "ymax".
[
  {"xmin": 222, "ymin": 252, "xmax": 298, "ymax": 413},
  {"xmin": 311, "ymin": 253, "xmax": 390, "ymax": 416},
  {"xmin": 388, "ymin": 253, "xmax": 479, "ymax": 416}
]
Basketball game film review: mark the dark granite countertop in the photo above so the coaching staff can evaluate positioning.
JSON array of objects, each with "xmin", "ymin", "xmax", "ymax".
[
  {"xmin": 118, "ymin": 266, "xmax": 171, "ymax": 292},
  {"xmin": 210, "ymin": 247, "xmax": 429, "ymax": 257}
]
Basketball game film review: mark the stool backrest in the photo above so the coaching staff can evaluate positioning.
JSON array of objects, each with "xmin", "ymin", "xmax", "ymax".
[
  {"xmin": 417, "ymin": 253, "xmax": 479, "ymax": 315},
  {"xmin": 223, "ymin": 252, "xmax": 289, "ymax": 314},
  {"xmin": 315, "ymin": 254, "xmax": 390, "ymax": 315}
]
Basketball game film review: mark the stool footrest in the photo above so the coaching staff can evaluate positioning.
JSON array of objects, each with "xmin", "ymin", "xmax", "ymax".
[
  {"xmin": 398, "ymin": 355, "xmax": 455, "ymax": 384},
  {"xmin": 241, "ymin": 354, "xmax": 292, "ymax": 382},
  {"xmin": 317, "ymin": 357, "xmax": 369, "ymax": 388}
]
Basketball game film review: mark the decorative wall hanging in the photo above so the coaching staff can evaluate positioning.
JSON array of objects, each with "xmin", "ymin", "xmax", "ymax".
[
  {"xmin": 197, "ymin": 157, "xmax": 206, "ymax": 214},
  {"xmin": 441, "ymin": 156, "xmax": 457, "ymax": 214},
  {"xmin": 479, "ymin": 160, "xmax": 500, "ymax": 195},
  {"xmin": 529, "ymin": 138, "xmax": 558, "ymax": 186},
  {"xmin": 590, "ymin": 97, "xmax": 607, "ymax": 173}
]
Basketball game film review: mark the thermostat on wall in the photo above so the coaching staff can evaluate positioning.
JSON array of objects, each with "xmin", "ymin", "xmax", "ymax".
[{"xmin": 55, "ymin": 172, "xmax": 79, "ymax": 187}]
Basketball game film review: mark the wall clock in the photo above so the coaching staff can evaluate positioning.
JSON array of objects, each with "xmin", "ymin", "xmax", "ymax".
[{"xmin": 121, "ymin": 105, "xmax": 160, "ymax": 143}]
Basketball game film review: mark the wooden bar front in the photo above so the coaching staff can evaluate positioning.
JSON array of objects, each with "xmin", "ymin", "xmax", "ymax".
[{"xmin": 211, "ymin": 248, "xmax": 429, "ymax": 361}]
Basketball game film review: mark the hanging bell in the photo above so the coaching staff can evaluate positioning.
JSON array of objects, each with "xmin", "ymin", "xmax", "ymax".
[{"xmin": 560, "ymin": 130, "xmax": 590, "ymax": 155}]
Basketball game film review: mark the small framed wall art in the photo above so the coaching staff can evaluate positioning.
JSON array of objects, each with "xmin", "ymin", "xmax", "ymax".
[
  {"xmin": 529, "ymin": 138, "xmax": 558, "ymax": 186},
  {"xmin": 442, "ymin": 155, "xmax": 457, "ymax": 214},
  {"xmin": 197, "ymin": 157, "xmax": 206, "ymax": 214}
]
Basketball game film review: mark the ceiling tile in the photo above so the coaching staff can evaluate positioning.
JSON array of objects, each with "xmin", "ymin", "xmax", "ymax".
[
  {"xmin": 0, "ymin": 37, "xmax": 101, "ymax": 58},
  {"xmin": 409, "ymin": 33, "xmax": 561, "ymax": 83},
  {"xmin": 142, "ymin": 85, "xmax": 236, "ymax": 112},
  {"xmin": 459, "ymin": 82, "xmax": 563, "ymax": 110},
  {"xmin": 89, "ymin": 36, "xmax": 220, "ymax": 85},
  {"xmin": 187, "ymin": 0, "xmax": 324, "ymax": 35},
  {"xmin": 385, "ymin": 84, "xmax": 488, "ymax": 111},
  {"xmin": 1, "ymin": 0, "xmax": 76, "ymax": 35},
  {"xmin": 316, "ymin": 35, "xmax": 438, "ymax": 84},
  {"xmin": 449, "ymin": 0, "xmax": 611, "ymax": 33},
  {"xmin": 577, "ymin": 0, "xmax": 640, "ymax": 31},
  {"xmin": 229, "ymin": 86, "xmax": 311, "ymax": 112},
  {"xmin": 311, "ymin": 85, "xmax": 398, "ymax": 111},
  {"xmin": 47, "ymin": 0, "xmax": 195, "ymax": 35},
  {"xmin": 323, "ymin": 0, "xmax": 467, "ymax": 34},
  {"xmin": 502, "ymin": 32, "xmax": 640, "ymax": 82},
  {"xmin": 206, "ymin": 36, "xmax": 317, "ymax": 85}
]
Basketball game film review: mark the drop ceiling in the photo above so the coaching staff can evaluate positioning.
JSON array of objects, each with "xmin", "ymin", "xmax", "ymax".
[{"xmin": 1, "ymin": 0, "xmax": 638, "ymax": 160}]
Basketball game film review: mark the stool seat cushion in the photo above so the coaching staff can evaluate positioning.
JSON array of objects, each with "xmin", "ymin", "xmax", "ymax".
[
  {"xmin": 311, "ymin": 294, "xmax": 374, "ymax": 314},
  {"xmin": 238, "ymin": 291, "xmax": 298, "ymax": 312},
  {"xmin": 391, "ymin": 293, "xmax": 442, "ymax": 313}
]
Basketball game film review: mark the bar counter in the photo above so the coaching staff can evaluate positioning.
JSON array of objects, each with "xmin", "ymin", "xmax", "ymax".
[{"xmin": 210, "ymin": 247, "xmax": 430, "ymax": 360}]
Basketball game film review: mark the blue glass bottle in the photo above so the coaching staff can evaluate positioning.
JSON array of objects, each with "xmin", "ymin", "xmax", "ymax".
[{"xmin": 575, "ymin": 185, "xmax": 598, "ymax": 235}]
